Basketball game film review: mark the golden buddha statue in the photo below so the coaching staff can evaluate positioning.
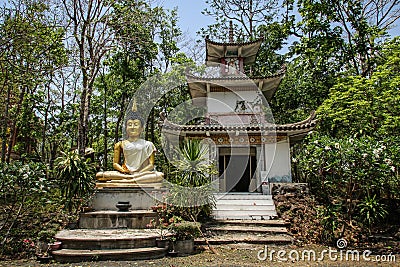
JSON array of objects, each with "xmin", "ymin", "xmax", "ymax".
[{"xmin": 95, "ymin": 107, "xmax": 164, "ymax": 188}]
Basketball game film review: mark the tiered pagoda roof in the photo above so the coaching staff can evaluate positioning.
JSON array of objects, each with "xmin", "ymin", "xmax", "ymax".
[
  {"xmin": 161, "ymin": 30, "xmax": 317, "ymax": 144},
  {"xmin": 187, "ymin": 33, "xmax": 286, "ymax": 106},
  {"xmin": 186, "ymin": 71, "xmax": 285, "ymax": 106},
  {"xmin": 205, "ymin": 37, "xmax": 263, "ymax": 65}
]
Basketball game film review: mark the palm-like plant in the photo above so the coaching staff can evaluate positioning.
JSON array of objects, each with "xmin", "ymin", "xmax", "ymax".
[
  {"xmin": 166, "ymin": 139, "xmax": 218, "ymax": 221},
  {"xmin": 358, "ymin": 194, "xmax": 388, "ymax": 234},
  {"xmin": 171, "ymin": 139, "xmax": 217, "ymax": 186}
]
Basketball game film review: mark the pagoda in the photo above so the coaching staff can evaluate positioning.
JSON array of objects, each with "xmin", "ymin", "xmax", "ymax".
[{"xmin": 161, "ymin": 26, "xmax": 316, "ymax": 194}]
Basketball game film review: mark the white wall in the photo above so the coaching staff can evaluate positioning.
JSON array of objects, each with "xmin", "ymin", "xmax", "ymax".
[
  {"xmin": 262, "ymin": 138, "xmax": 292, "ymax": 183},
  {"xmin": 208, "ymin": 91, "xmax": 260, "ymax": 113}
]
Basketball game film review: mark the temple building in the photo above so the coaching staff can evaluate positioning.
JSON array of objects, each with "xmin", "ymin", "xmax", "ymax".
[{"xmin": 161, "ymin": 32, "xmax": 316, "ymax": 195}]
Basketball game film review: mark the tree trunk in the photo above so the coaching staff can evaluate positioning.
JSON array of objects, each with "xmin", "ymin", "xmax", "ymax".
[
  {"xmin": 41, "ymin": 81, "xmax": 51, "ymax": 162},
  {"xmin": 101, "ymin": 73, "xmax": 108, "ymax": 169},
  {"xmin": 1, "ymin": 68, "xmax": 10, "ymax": 162},
  {"xmin": 6, "ymin": 86, "xmax": 26, "ymax": 163}
]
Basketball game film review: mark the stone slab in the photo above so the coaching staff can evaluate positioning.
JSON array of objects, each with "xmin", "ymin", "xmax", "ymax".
[
  {"xmin": 208, "ymin": 225, "xmax": 288, "ymax": 234},
  {"xmin": 91, "ymin": 187, "xmax": 168, "ymax": 210},
  {"xmin": 55, "ymin": 229, "xmax": 163, "ymax": 250},
  {"xmin": 212, "ymin": 219, "xmax": 289, "ymax": 226},
  {"xmin": 195, "ymin": 234, "xmax": 293, "ymax": 245},
  {"xmin": 51, "ymin": 247, "xmax": 167, "ymax": 263},
  {"xmin": 270, "ymin": 183, "xmax": 309, "ymax": 195},
  {"xmin": 79, "ymin": 210, "xmax": 157, "ymax": 229}
]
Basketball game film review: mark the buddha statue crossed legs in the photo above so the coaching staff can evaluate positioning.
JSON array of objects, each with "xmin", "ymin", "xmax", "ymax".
[{"xmin": 96, "ymin": 110, "xmax": 164, "ymax": 186}]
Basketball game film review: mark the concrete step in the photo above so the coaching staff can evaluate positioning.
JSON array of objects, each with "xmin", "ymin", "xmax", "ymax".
[
  {"xmin": 214, "ymin": 193, "xmax": 272, "ymax": 200},
  {"xmin": 195, "ymin": 233, "xmax": 293, "ymax": 245},
  {"xmin": 212, "ymin": 193, "xmax": 277, "ymax": 220},
  {"xmin": 208, "ymin": 225, "xmax": 287, "ymax": 234},
  {"xmin": 79, "ymin": 210, "xmax": 157, "ymax": 229},
  {"xmin": 215, "ymin": 204, "xmax": 275, "ymax": 211},
  {"xmin": 215, "ymin": 199, "xmax": 274, "ymax": 206},
  {"xmin": 212, "ymin": 219, "xmax": 289, "ymax": 227},
  {"xmin": 212, "ymin": 210, "xmax": 277, "ymax": 220},
  {"xmin": 51, "ymin": 247, "xmax": 167, "ymax": 263},
  {"xmin": 55, "ymin": 229, "xmax": 163, "ymax": 250}
]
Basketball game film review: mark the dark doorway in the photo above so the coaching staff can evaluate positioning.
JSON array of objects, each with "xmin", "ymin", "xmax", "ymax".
[{"xmin": 219, "ymin": 147, "xmax": 256, "ymax": 192}]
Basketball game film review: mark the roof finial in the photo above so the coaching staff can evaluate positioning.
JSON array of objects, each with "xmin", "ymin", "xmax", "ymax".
[{"xmin": 229, "ymin": 20, "xmax": 234, "ymax": 42}]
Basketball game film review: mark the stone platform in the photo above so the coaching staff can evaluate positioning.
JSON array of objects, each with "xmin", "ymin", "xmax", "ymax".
[
  {"xmin": 79, "ymin": 210, "xmax": 157, "ymax": 229},
  {"xmin": 52, "ymin": 229, "xmax": 168, "ymax": 262},
  {"xmin": 91, "ymin": 187, "xmax": 167, "ymax": 211},
  {"xmin": 50, "ymin": 185, "xmax": 170, "ymax": 262}
]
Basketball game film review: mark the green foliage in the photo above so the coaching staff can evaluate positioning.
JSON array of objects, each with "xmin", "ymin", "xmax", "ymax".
[
  {"xmin": 55, "ymin": 151, "xmax": 95, "ymax": 212},
  {"xmin": 318, "ymin": 38, "xmax": 400, "ymax": 137},
  {"xmin": 0, "ymin": 161, "xmax": 69, "ymax": 258},
  {"xmin": 168, "ymin": 218, "xmax": 201, "ymax": 241},
  {"xmin": 358, "ymin": 194, "xmax": 388, "ymax": 233},
  {"xmin": 317, "ymin": 204, "xmax": 342, "ymax": 243},
  {"xmin": 296, "ymin": 133, "xmax": 399, "ymax": 239},
  {"xmin": 0, "ymin": 0, "xmax": 67, "ymax": 161},
  {"xmin": 165, "ymin": 139, "xmax": 218, "ymax": 222}
]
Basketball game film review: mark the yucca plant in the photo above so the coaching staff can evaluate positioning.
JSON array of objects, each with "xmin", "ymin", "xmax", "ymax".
[
  {"xmin": 171, "ymin": 139, "xmax": 216, "ymax": 186},
  {"xmin": 166, "ymin": 139, "xmax": 218, "ymax": 221}
]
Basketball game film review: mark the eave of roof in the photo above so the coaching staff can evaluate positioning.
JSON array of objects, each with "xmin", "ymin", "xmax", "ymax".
[
  {"xmin": 186, "ymin": 71, "xmax": 285, "ymax": 103},
  {"xmin": 160, "ymin": 112, "xmax": 317, "ymax": 136}
]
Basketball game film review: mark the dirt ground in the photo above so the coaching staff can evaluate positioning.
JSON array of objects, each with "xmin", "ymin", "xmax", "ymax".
[{"xmin": 0, "ymin": 244, "xmax": 398, "ymax": 267}]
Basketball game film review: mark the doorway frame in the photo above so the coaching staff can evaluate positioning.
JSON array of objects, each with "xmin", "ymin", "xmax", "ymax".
[{"xmin": 218, "ymin": 146, "xmax": 257, "ymax": 192}]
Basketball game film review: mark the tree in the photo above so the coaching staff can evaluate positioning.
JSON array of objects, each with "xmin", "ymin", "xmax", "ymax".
[
  {"xmin": 89, "ymin": 1, "xmax": 188, "ymax": 168},
  {"xmin": 0, "ymin": 0, "xmax": 67, "ymax": 162},
  {"xmin": 61, "ymin": 0, "xmax": 114, "ymax": 155},
  {"xmin": 271, "ymin": 0, "xmax": 400, "ymax": 124},
  {"xmin": 318, "ymin": 37, "xmax": 400, "ymax": 138},
  {"xmin": 294, "ymin": 0, "xmax": 400, "ymax": 78},
  {"xmin": 201, "ymin": 0, "xmax": 281, "ymax": 40}
]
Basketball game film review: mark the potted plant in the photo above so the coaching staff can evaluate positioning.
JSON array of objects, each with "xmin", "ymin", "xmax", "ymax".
[
  {"xmin": 146, "ymin": 218, "xmax": 169, "ymax": 248},
  {"xmin": 168, "ymin": 218, "xmax": 201, "ymax": 255},
  {"xmin": 34, "ymin": 241, "xmax": 53, "ymax": 263}
]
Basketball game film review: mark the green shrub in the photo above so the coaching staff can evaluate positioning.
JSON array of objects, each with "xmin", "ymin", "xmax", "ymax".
[
  {"xmin": 296, "ymin": 134, "xmax": 399, "ymax": 238},
  {"xmin": 55, "ymin": 150, "xmax": 95, "ymax": 212},
  {"xmin": 0, "ymin": 161, "xmax": 69, "ymax": 258},
  {"xmin": 168, "ymin": 218, "xmax": 201, "ymax": 241}
]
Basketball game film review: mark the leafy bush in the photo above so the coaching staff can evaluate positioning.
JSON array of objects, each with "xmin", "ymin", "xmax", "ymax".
[
  {"xmin": 0, "ymin": 161, "xmax": 69, "ymax": 258},
  {"xmin": 296, "ymin": 134, "xmax": 399, "ymax": 241},
  {"xmin": 358, "ymin": 194, "xmax": 388, "ymax": 234},
  {"xmin": 168, "ymin": 218, "xmax": 201, "ymax": 241},
  {"xmin": 55, "ymin": 150, "xmax": 96, "ymax": 212}
]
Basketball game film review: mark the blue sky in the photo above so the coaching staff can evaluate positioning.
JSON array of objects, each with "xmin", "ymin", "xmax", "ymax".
[
  {"xmin": 161, "ymin": 0, "xmax": 209, "ymax": 39},
  {"xmin": 162, "ymin": 0, "xmax": 400, "ymax": 39},
  {"xmin": 0, "ymin": 0, "xmax": 398, "ymax": 39}
]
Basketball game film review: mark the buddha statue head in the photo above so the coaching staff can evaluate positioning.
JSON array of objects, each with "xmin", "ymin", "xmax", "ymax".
[{"xmin": 124, "ymin": 110, "xmax": 145, "ymax": 140}]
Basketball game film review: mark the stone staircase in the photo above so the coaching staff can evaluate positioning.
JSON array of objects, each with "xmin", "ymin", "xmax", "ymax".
[
  {"xmin": 198, "ymin": 193, "xmax": 292, "ymax": 245},
  {"xmin": 212, "ymin": 193, "xmax": 278, "ymax": 220},
  {"xmin": 51, "ymin": 210, "xmax": 168, "ymax": 263}
]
